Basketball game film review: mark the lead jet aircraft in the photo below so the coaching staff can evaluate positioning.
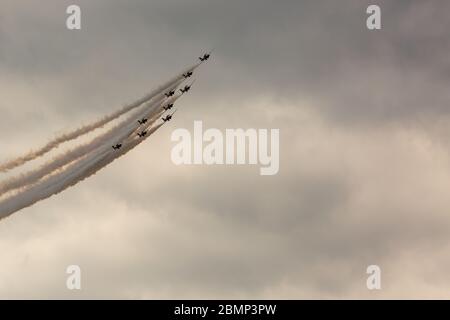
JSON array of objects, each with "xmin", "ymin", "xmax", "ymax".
[{"xmin": 199, "ymin": 53, "xmax": 210, "ymax": 61}]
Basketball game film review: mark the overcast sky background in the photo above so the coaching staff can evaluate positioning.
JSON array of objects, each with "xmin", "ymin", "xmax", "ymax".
[{"xmin": 1, "ymin": 0, "xmax": 450, "ymax": 299}]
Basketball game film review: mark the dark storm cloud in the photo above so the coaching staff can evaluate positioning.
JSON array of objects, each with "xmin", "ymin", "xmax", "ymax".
[
  {"xmin": 2, "ymin": 0, "xmax": 450, "ymax": 125},
  {"xmin": 60, "ymin": 0, "xmax": 450, "ymax": 125}
]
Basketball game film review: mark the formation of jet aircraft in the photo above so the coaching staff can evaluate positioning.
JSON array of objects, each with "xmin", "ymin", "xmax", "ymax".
[{"xmin": 113, "ymin": 52, "xmax": 211, "ymax": 150}]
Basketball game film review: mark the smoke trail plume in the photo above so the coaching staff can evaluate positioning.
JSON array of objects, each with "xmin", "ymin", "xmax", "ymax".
[
  {"xmin": 0, "ymin": 89, "xmax": 182, "ymax": 196},
  {"xmin": 0, "ymin": 63, "xmax": 200, "ymax": 172},
  {"xmin": 0, "ymin": 56, "xmax": 207, "ymax": 219},
  {"xmin": 0, "ymin": 119, "xmax": 165, "ymax": 220}
]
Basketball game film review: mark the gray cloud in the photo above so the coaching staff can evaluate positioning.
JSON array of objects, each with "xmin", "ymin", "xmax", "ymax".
[{"xmin": 1, "ymin": 0, "xmax": 450, "ymax": 299}]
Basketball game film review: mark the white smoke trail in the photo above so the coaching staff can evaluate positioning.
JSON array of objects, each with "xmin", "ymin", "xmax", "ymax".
[
  {"xmin": 0, "ymin": 62, "xmax": 200, "ymax": 172},
  {"xmin": 0, "ymin": 88, "xmax": 183, "ymax": 196},
  {"xmin": 0, "ymin": 118, "xmax": 165, "ymax": 220}
]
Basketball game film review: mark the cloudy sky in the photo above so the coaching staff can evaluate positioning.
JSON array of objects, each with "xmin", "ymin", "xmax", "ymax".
[{"xmin": 1, "ymin": 0, "xmax": 450, "ymax": 299}]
